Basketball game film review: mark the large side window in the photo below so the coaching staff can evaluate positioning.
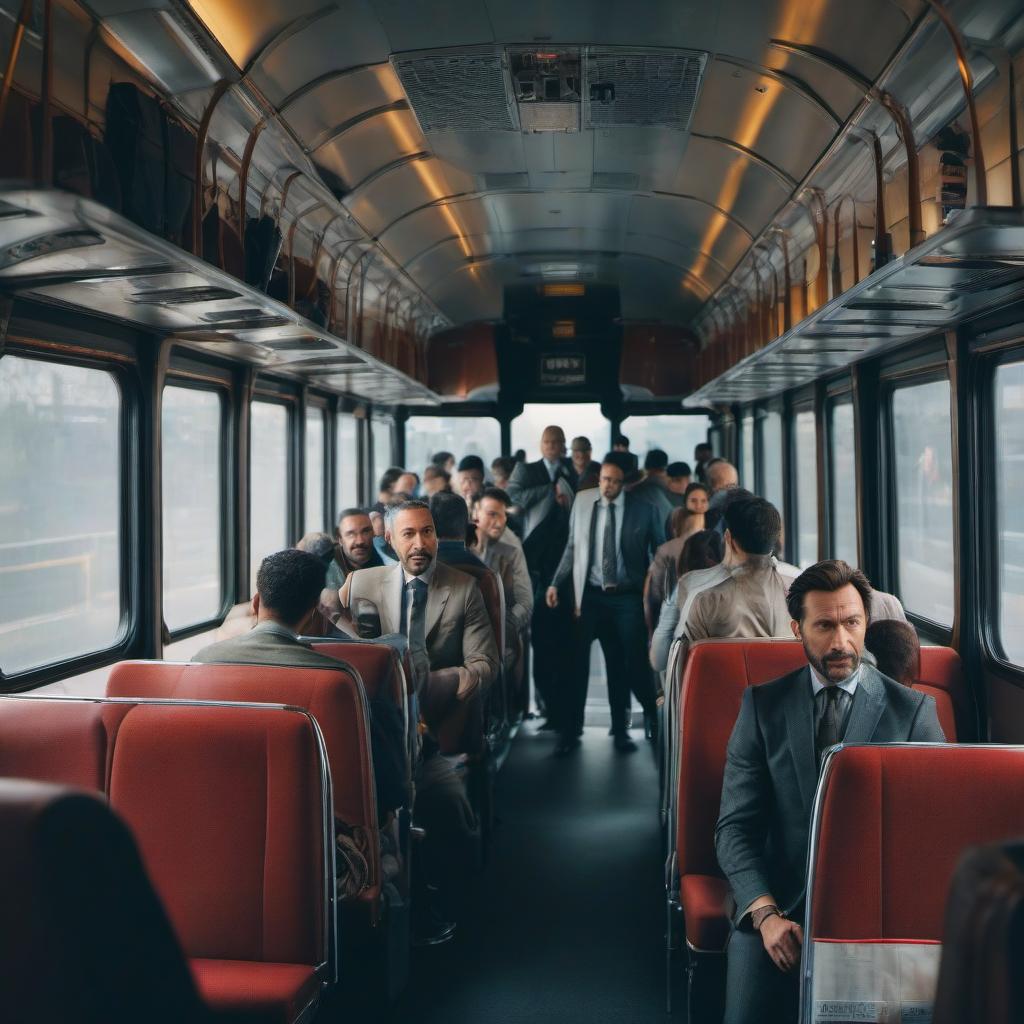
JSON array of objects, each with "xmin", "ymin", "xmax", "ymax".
[
  {"xmin": 0, "ymin": 355, "xmax": 123, "ymax": 676},
  {"xmin": 304, "ymin": 406, "xmax": 326, "ymax": 534},
  {"xmin": 250, "ymin": 399, "xmax": 291, "ymax": 586},
  {"xmin": 405, "ymin": 415, "xmax": 502, "ymax": 477},
  {"xmin": 162, "ymin": 386, "xmax": 224, "ymax": 633},
  {"xmin": 619, "ymin": 414, "xmax": 711, "ymax": 466},
  {"xmin": 758, "ymin": 409, "xmax": 784, "ymax": 514},
  {"xmin": 828, "ymin": 398, "xmax": 858, "ymax": 565},
  {"xmin": 371, "ymin": 417, "xmax": 392, "ymax": 495},
  {"xmin": 740, "ymin": 413, "xmax": 755, "ymax": 490},
  {"xmin": 337, "ymin": 412, "xmax": 359, "ymax": 511},
  {"xmin": 793, "ymin": 408, "xmax": 818, "ymax": 568},
  {"xmin": 890, "ymin": 378, "xmax": 955, "ymax": 627},
  {"xmin": 994, "ymin": 360, "xmax": 1024, "ymax": 665}
]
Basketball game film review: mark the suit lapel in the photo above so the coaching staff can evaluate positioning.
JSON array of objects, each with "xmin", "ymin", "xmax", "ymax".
[
  {"xmin": 383, "ymin": 565, "xmax": 403, "ymax": 635},
  {"xmin": 425, "ymin": 567, "xmax": 451, "ymax": 640},
  {"xmin": 843, "ymin": 664, "xmax": 886, "ymax": 743},
  {"xmin": 784, "ymin": 667, "xmax": 819, "ymax": 813}
]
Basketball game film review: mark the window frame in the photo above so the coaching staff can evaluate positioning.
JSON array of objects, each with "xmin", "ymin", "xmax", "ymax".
[
  {"xmin": 789, "ymin": 393, "xmax": 819, "ymax": 569},
  {"xmin": 303, "ymin": 396, "xmax": 329, "ymax": 535},
  {"xmin": 160, "ymin": 376, "xmax": 233, "ymax": 643},
  {"xmin": 881, "ymin": 367, "xmax": 956, "ymax": 641},
  {"xmin": 824, "ymin": 385, "xmax": 858, "ymax": 565},
  {"xmin": 0, "ymin": 347, "xmax": 138, "ymax": 692}
]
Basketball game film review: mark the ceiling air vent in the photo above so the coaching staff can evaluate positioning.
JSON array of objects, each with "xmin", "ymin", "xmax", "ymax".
[
  {"xmin": 592, "ymin": 172, "xmax": 639, "ymax": 190},
  {"xmin": 481, "ymin": 172, "xmax": 530, "ymax": 190},
  {"xmin": 583, "ymin": 48, "xmax": 708, "ymax": 130},
  {"xmin": 392, "ymin": 48, "xmax": 518, "ymax": 132}
]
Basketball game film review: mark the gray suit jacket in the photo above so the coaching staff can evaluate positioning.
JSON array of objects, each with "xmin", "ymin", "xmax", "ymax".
[
  {"xmin": 341, "ymin": 560, "xmax": 498, "ymax": 690},
  {"xmin": 715, "ymin": 663, "xmax": 945, "ymax": 924},
  {"xmin": 193, "ymin": 621, "xmax": 345, "ymax": 671}
]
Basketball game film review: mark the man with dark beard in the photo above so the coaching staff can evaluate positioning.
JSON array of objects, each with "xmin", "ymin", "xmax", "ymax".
[
  {"xmin": 715, "ymin": 560, "xmax": 944, "ymax": 1024},
  {"xmin": 326, "ymin": 507, "xmax": 384, "ymax": 592}
]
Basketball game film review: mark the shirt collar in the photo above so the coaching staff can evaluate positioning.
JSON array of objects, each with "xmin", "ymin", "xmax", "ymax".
[
  {"xmin": 402, "ymin": 559, "xmax": 436, "ymax": 587},
  {"xmin": 809, "ymin": 662, "xmax": 861, "ymax": 697},
  {"xmin": 251, "ymin": 619, "xmax": 300, "ymax": 641},
  {"xmin": 597, "ymin": 489, "xmax": 625, "ymax": 511},
  {"xmin": 543, "ymin": 457, "xmax": 560, "ymax": 477}
]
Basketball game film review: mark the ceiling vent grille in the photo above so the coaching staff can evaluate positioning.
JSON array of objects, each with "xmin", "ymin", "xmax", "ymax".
[
  {"xmin": 583, "ymin": 49, "xmax": 708, "ymax": 130},
  {"xmin": 392, "ymin": 48, "xmax": 518, "ymax": 132}
]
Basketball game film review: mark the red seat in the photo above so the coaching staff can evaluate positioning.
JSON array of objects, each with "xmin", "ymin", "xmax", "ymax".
[
  {"xmin": 918, "ymin": 647, "xmax": 969, "ymax": 742},
  {"xmin": 191, "ymin": 960, "xmax": 319, "ymax": 1020},
  {"xmin": 805, "ymin": 745, "xmax": 1024, "ymax": 1019}
]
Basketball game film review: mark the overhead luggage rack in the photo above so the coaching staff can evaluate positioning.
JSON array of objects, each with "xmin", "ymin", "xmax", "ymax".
[
  {"xmin": 0, "ymin": 189, "xmax": 440, "ymax": 406},
  {"xmin": 684, "ymin": 207, "xmax": 1024, "ymax": 406}
]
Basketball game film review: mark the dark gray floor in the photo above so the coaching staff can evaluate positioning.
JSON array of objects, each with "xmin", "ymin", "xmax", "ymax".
[{"xmin": 386, "ymin": 720, "xmax": 676, "ymax": 1023}]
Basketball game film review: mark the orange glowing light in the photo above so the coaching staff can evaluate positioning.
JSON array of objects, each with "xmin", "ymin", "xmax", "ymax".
[{"xmin": 543, "ymin": 282, "xmax": 585, "ymax": 297}]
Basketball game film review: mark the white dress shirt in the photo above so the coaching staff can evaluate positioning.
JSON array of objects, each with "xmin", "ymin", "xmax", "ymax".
[{"xmin": 587, "ymin": 490, "xmax": 626, "ymax": 587}]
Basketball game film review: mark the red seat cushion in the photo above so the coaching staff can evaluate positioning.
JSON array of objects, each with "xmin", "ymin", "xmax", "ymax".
[
  {"xmin": 680, "ymin": 874, "xmax": 732, "ymax": 951},
  {"xmin": 191, "ymin": 959, "xmax": 319, "ymax": 1023},
  {"xmin": 917, "ymin": 647, "xmax": 968, "ymax": 740}
]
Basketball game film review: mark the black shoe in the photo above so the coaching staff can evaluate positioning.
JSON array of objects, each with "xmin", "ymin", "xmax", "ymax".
[
  {"xmin": 644, "ymin": 711, "xmax": 658, "ymax": 744},
  {"xmin": 613, "ymin": 733, "xmax": 638, "ymax": 753},
  {"xmin": 538, "ymin": 718, "xmax": 558, "ymax": 731},
  {"xmin": 554, "ymin": 735, "xmax": 582, "ymax": 757}
]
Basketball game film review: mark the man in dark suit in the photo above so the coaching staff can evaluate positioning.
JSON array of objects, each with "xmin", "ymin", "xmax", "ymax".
[
  {"xmin": 546, "ymin": 453, "xmax": 665, "ymax": 754},
  {"xmin": 629, "ymin": 448, "xmax": 685, "ymax": 530},
  {"xmin": 507, "ymin": 425, "xmax": 577, "ymax": 723},
  {"xmin": 569, "ymin": 435, "xmax": 602, "ymax": 491},
  {"xmin": 715, "ymin": 559, "xmax": 945, "ymax": 1024}
]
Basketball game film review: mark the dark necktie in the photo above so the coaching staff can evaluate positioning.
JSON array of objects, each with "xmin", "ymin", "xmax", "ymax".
[
  {"xmin": 405, "ymin": 577, "xmax": 429, "ymax": 687},
  {"xmin": 602, "ymin": 502, "xmax": 617, "ymax": 588},
  {"xmin": 816, "ymin": 685, "xmax": 843, "ymax": 762}
]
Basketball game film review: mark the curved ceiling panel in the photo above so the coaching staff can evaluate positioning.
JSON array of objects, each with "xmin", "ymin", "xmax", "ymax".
[
  {"xmin": 314, "ymin": 108, "xmax": 426, "ymax": 190},
  {"xmin": 485, "ymin": 192, "xmax": 633, "ymax": 244},
  {"xmin": 378, "ymin": 199, "xmax": 499, "ymax": 264}
]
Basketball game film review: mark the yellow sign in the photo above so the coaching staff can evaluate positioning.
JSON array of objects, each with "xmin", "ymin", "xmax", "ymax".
[{"xmin": 542, "ymin": 283, "xmax": 585, "ymax": 297}]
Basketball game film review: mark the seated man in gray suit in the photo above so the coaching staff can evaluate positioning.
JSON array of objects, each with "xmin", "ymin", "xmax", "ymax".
[{"xmin": 715, "ymin": 559, "xmax": 945, "ymax": 1024}]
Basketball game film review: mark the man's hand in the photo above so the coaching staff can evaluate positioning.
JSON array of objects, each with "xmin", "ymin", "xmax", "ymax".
[
  {"xmin": 455, "ymin": 667, "xmax": 479, "ymax": 702},
  {"xmin": 759, "ymin": 915, "xmax": 803, "ymax": 973},
  {"xmin": 545, "ymin": 586, "xmax": 559, "ymax": 608},
  {"xmin": 554, "ymin": 490, "xmax": 572, "ymax": 509}
]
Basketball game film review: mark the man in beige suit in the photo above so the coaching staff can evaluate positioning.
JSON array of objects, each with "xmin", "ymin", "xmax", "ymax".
[{"xmin": 340, "ymin": 499, "xmax": 496, "ymax": 945}]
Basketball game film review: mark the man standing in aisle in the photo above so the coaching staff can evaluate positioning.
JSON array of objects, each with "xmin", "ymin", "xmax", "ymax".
[
  {"xmin": 546, "ymin": 453, "xmax": 664, "ymax": 754},
  {"xmin": 507, "ymin": 425, "xmax": 577, "ymax": 724}
]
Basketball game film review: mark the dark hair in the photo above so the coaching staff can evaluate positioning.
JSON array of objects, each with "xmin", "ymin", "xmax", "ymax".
[
  {"xmin": 378, "ymin": 466, "xmax": 403, "ymax": 494},
  {"xmin": 431, "ymin": 451, "xmax": 454, "ymax": 467},
  {"xmin": 683, "ymin": 481, "xmax": 709, "ymax": 501},
  {"xmin": 723, "ymin": 497, "xmax": 782, "ymax": 555},
  {"xmin": 669, "ymin": 506, "xmax": 692, "ymax": 538},
  {"xmin": 786, "ymin": 559, "xmax": 874, "ymax": 622},
  {"xmin": 482, "ymin": 486, "xmax": 511, "ymax": 507},
  {"xmin": 385, "ymin": 498, "xmax": 431, "ymax": 529},
  {"xmin": 601, "ymin": 451, "xmax": 632, "ymax": 475},
  {"xmin": 256, "ymin": 549, "xmax": 326, "ymax": 625},
  {"xmin": 399, "ymin": 469, "xmax": 420, "ymax": 485},
  {"xmin": 695, "ymin": 441, "xmax": 712, "ymax": 455},
  {"xmin": 513, "ymin": 449, "xmax": 526, "ymax": 462},
  {"xmin": 678, "ymin": 529, "xmax": 724, "ymax": 575},
  {"xmin": 337, "ymin": 507, "xmax": 369, "ymax": 525},
  {"xmin": 429, "ymin": 491, "xmax": 469, "ymax": 539},
  {"xmin": 491, "ymin": 456, "xmax": 514, "ymax": 478},
  {"xmin": 865, "ymin": 620, "xmax": 920, "ymax": 685},
  {"xmin": 423, "ymin": 465, "xmax": 449, "ymax": 482},
  {"xmin": 667, "ymin": 461, "xmax": 691, "ymax": 478},
  {"xmin": 705, "ymin": 485, "xmax": 754, "ymax": 531},
  {"xmin": 613, "ymin": 434, "xmax": 630, "ymax": 447},
  {"xmin": 644, "ymin": 448, "xmax": 669, "ymax": 471},
  {"xmin": 457, "ymin": 454, "xmax": 485, "ymax": 474}
]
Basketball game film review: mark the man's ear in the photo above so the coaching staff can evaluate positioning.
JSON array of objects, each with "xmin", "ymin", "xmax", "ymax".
[
  {"xmin": 723, "ymin": 528, "xmax": 734, "ymax": 554},
  {"xmin": 790, "ymin": 618, "xmax": 801, "ymax": 640},
  {"xmin": 250, "ymin": 592, "xmax": 260, "ymax": 618}
]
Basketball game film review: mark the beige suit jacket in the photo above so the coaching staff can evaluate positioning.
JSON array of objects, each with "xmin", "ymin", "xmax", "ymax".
[
  {"xmin": 683, "ymin": 555, "xmax": 792, "ymax": 643},
  {"xmin": 341, "ymin": 560, "xmax": 498, "ymax": 690}
]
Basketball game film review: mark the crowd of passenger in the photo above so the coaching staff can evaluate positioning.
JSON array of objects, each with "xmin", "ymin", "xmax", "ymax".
[{"xmin": 187, "ymin": 422, "xmax": 946, "ymax": 1011}]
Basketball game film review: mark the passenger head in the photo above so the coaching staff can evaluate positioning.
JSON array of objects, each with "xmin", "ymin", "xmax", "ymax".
[
  {"xmin": 431, "ymin": 451, "xmax": 455, "ymax": 474},
  {"xmin": 394, "ymin": 471, "xmax": 419, "ymax": 497},
  {"xmin": 864, "ymin": 619, "xmax": 920, "ymax": 687},
  {"xmin": 644, "ymin": 449, "xmax": 669, "ymax": 475},
  {"xmin": 368, "ymin": 508, "xmax": 385, "ymax": 537},
  {"xmin": 540, "ymin": 425, "xmax": 566, "ymax": 462},
  {"xmin": 684, "ymin": 482, "xmax": 710, "ymax": 513},
  {"xmin": 253, "ymin": 549, "xmax": 326, "ymax": 632},
  {"xmin": 694, "ymin": 441, "xmax": 713, "ymax": 464},
  {"xmin": 429, "ymin": 490, "xmax": 469, "ymax": 542},
  {"xmin": 477, "ymin": 486, "xmax": 510, "ymax": 542},
  {"xmin": 599, "ymin": 453, "xmax": 628, "ymax": 502},
  {"xmin": 295, "ymin": 532, "xmax": 336, "ymax": 568},
  {"xmin": 667, "ymin": 461, "xmax": 691, "ymax": 494},
  {"xmin": 723, "ymin": 496, "xmax": 782, "ymax": 558},
  {"xmin": 456, "ymin": 454, "xmax": 485, "ymax": 502},
  {"xmin": 613, "ymin": 434, "xmax": 630, "ymax": 452},
  {"xmin": 669, "ymin": 505, "xmax": 690, "ymax": 539},
  {"xmin": 570, "ymin": 436, "xmax": 593, "ymax": 476},
  {"xmin": 336, "ymin": 508, "xmax": 375, "ymax": 568},
  {"xmin": 385, "ymin": 500, "xmax": 437, "ymax": 576},
  {"xmin": 490, "ymin": 456, "xmax": 514, "ymax": 489},
  {"xmin": 377, "ymin": 466, "xmax": 403, "ymax": 502},
  {"xmin": 787, "ymin": 559, "xmax": 873, "ymax": 684},
  {"xmin": 706, "ymin": 458, "xmax": 739, "ymax": 494},
  {"xmin": 422, "ymin": 464, "xmax": 450, "ymax": 496},
  {"xmin": 678, "ymin": 529, "xmax": 724, "ymax": 575},
  {"xmin": 513, "ymin": 448, "xmax": 526, "ymax": 463}
]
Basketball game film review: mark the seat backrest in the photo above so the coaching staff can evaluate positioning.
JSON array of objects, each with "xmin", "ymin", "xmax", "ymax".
[
  {"xmin": 676, "ymin": 639, "xmax": 808, "ymax": 877},
  {"xmin": 809, "ymin": 745, "xmax": 1024, "ymax": 941},
  {"xmin": 109, "ymin": 702, "xmax": 328, "ymax": 969},
  {"xmin": 106, "ymin": 661, "xmax": 377, "ymax": 838},
  {"xmin": 446, "ymin": 559, "xmax": 505, "ymax": 660},
  {"xmin": 918, "ymin": 646, "xmax": 968, "ymax": 741},
  {"xmin": 311, "ymin": 641, "xmax": 405, "ymax": 710},
  {"xmin": 0, "ymin": 778, "xmax": 208, "ymax": 1024}
]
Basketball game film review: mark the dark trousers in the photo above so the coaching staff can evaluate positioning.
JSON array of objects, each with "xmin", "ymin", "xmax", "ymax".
[
  {"xmin": 564, "ymin": 586, "xmax": 656, "ymax": 736},
  {"xmin": 723, "ymin": 927, "xmax": 799, "ymax": 1024},
  {"xmin": 531, "ymin": 592, "xmax": 573, "ymax": 717}
]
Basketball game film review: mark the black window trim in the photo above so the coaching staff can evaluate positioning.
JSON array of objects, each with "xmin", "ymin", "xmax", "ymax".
[{"xmin": 824, "ymin": 388, "xmax": 857, "ymax": 564}]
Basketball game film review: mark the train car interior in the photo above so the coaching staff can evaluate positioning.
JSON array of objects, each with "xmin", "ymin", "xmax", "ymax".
[{"xmin": 2, "ymin": 0, "xmax": 1024, "ymax": 1021}]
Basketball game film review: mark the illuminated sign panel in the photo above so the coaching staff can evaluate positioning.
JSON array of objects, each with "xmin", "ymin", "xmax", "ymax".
[{"xmin": 540, "ymin": 354, "xmax": 585, "ymax": 386}]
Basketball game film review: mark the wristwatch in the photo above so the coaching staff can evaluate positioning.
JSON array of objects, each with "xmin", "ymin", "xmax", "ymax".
[{"xmin": 751, "ymin": 905, "xmax": 783, "ymax": 931}]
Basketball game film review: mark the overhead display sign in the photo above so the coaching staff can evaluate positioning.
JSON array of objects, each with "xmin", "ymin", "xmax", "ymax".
[{"xmin": 540, "ymin": 353, "xmax": 585, "ymax": 386}]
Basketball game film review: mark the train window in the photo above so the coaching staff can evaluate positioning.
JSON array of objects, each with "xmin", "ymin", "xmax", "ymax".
[
  {"xmin": 793, "ymin": 408, "xmax": 819, "ymax": 568},
  {"xmin": 162, "ymin": 386, "xmax": 224, "ymax": 633},
  {"xmin": 828, "ymin": 398, "xmax": 858, "ymax": 565},
  {"xmin": 0, "ymin": 356, "xmax": 123, "ymax": 675},
  {"xmin": 757, "ymin": 409, "xmax": 784, "ymax": 513},
  {"xmin": 304, "ymin": 406, "xmax": 326, "ymax": 534},
  {"xmin": 512, "ymin": 403, "xmax": 607, "ymax": 458},
  {"xmin": 250, "ymin": 399, "xmax": 291, "ymax": 586},
  {"xmin": 371, "ymin": 417, "xmax": 393, "ymax": 493},
  {"xmin": 994, "ymin": 360, "xmax": 1024, "ymax": 665},
  {"xmin": 404, "ymin": 415, "xmax": 501, "ymax": 476},
  {"xmin": 890, "ymin": 378, "xmax": 955, "ymax": 627},
  {"xmin": 619, "ymin": 415, "xmax": 710, "ymax": 466},
  {"xmin": 740, "ymin": 413, "xmax": 755, "ymax": 489},
  {"xmin": 337, "ymin": 412, "xmax": 358, "ymax": 510}
]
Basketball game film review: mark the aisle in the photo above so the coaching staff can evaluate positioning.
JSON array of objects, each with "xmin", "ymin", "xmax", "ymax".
[{"xmin": 387, "ymin": 721, "xmax": 675, "ymax": 1023}]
